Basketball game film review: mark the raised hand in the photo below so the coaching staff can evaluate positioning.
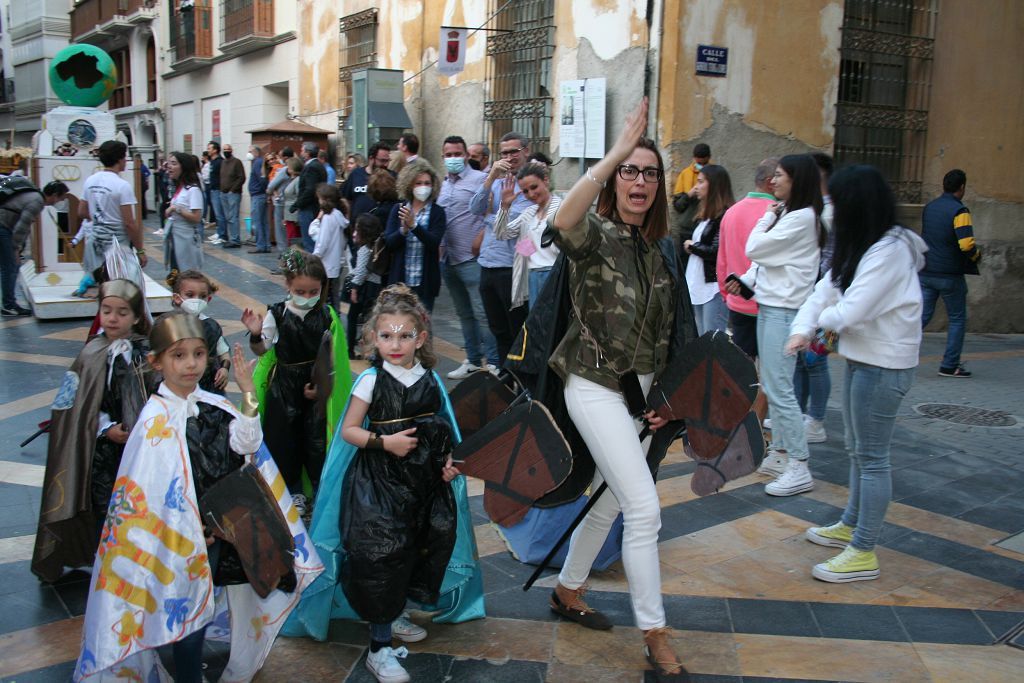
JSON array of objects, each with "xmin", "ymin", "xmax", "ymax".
[
  {"xmin": 609, "ymin": 97, "xmax": 649, "ymax": 165},
  {"xmin": 241, "ymin": 308, "xmax": 263, "ymax": 336},
  {"xmin": 500, "ymin": 173, "xmax": 517, "ymax": 209},
  {"xmin": 232, "ymin": 343, "xmax": 255, "ymax": 393}
]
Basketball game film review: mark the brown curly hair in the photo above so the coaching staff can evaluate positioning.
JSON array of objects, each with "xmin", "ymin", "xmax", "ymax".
[
  {"xmin": 396, "ymin": 160, "xmax": 441, "ymax": 204},
  {"xmin": 168, "ymin": 269, "xmax": 220, "ymax": 296},
  {"xmin": 360, "ymin": 284, "xmax": 437, "ymax": 368}
]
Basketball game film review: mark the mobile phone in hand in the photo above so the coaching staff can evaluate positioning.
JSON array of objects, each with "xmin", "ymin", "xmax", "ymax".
[{"xmin": 726, "ymin": 273, "xmax": 755, "ymax": 300}]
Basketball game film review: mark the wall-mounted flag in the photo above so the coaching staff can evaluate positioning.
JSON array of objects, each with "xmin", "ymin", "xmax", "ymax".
[{"xmin": 438, "ymin": 27, "xmax": 467, "ymax": 77}]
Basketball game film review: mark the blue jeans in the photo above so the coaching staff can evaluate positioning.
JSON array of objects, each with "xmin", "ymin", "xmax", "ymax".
[
  {"xmin": 839, "ymin": 360, "xmax": 914, "ymax": 550},
  {"xmin": 441, "ymin": 259, "xmax": 497, "ymax": 367},
  {"xmin": 210, "ymin": 189, "xmax": 227, "ymax": 240},
  {"xmin": 919, "ymin": 273, "xmax": 967, "ymax": 369},
  {"xmin": 794, "ymin": 352, "xmax": 831, "ymax": 421},
  {"xmin": 221, "ymin": 192, "xmax": 242, "ymax": 245},
  {"xmin": 273, "ymin": 201, "xmax": 287, "ymax": 248},
  {"xmin": 693, "ymin": 292, "xmax": 729, "ymax": 336},
  {"xmin": 0, "ymin": 225, "xmax": 19, "ymax": 309},
  {"xmin": 298, "ymin": 208, "xmax": 316, "ymax": 252},
  {"xmin": 528, "ymin": 267, "xmax": 552, "ymax": 308},
  {"xmin": 757, "ymin": 304, "xmax": 808, "ymax": 460},
  {"xmin": 251, "ymin": 193, "xmax": 269, "ymax": 250}
]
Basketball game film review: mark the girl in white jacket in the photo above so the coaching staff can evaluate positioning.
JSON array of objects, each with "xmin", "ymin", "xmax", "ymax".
[
  {"xmin": 787, "ymin": 165, "xmax": 925, "ymax": 583},
  {"xmin": 727, "ymin": 154, "xmax": 824, "ymax": 497}
]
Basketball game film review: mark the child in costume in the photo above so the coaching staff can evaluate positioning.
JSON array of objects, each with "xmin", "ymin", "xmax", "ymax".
[
  {"xmin": 345, "ymin": 212, "xmax": 384, "ymax": 356},
  {"xmin": 241, "ymin": 249, "xmax": 350, "ymax": 518},
  {"xmin": 282, "ymin": 285, "xmax": 485, "ymax": 683},
  {"xmin": 75, "ymin": 311, "xmax": 322, "ymax": 682},
  {"xmin": 170, "ymin": 269, "xmax": 231, "ymax": 394},
  {"xmin": 32, "ymin": 279, "xmax": 156, "ymax": 583}
]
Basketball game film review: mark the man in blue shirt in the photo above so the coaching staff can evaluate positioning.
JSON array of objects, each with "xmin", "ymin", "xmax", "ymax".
[
  {"xmin": 920, "ymin": 169, "xmax": 981, "ymax": 378},
  {"xmin": 247, "ymin": 145, "xmax": 270, "ymax": 253},
  {"xmin": 470, "ymin": 132, "xmax": 533, "ymax": 365},
  {"xmin": 318, "ymin": 149, "xmax": 337, "ymax": 185},
  {"xmin": 437, "ymin": 135, "xmax": 498, "ymax": 378}
]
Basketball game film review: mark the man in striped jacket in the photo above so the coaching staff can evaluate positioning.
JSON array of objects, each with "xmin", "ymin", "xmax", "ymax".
[{"xmin": 920, "ymin": 168, "xmax": 981, "ymax": 378}]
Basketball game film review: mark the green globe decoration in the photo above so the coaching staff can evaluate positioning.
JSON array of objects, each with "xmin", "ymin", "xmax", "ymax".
[{"xmin": 49, "ymin": 44, "xmax": 118, "ymax": 107}]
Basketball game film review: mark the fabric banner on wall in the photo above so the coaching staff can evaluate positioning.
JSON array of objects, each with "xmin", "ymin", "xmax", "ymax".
[{"xmin": 438, "ymin": 27, "xmax": 467, "ymax": 77}]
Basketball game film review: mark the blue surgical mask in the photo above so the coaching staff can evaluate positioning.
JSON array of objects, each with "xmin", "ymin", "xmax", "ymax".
[
  {"xmin": 694, "ymin": 162, "xmax": 704, "ymax": 171},
  {"xmin": 290, "ymin": 294, "xmax": 320, "ymax": 310},
  {"xmin": 444, "ymin": 157, "xmax": 465, "ymax": 174}
]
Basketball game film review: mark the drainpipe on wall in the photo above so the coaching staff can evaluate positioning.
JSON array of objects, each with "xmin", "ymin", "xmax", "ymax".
[{"xmin": 644, "ymin": 0, "xmax": 665, "ymax": 145}]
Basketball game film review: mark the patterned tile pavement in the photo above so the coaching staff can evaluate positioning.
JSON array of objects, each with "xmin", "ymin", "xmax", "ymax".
[{"xmin": 0, "ymin": 222, "xmax": 1022, "ymax": 681}]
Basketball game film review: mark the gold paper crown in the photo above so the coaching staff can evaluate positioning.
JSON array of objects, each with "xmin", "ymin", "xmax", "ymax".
[
  {"xmin": 150, "ymin": 311, "xmax": 206, "ymax": 355},
  {"xmin": 99, "ymin": 279, "xmax": 142, "ymax": 309}
]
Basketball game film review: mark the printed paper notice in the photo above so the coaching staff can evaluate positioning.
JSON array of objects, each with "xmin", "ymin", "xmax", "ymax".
[{"xmin": 559, "ymin": 78, "xmax": 606, "ymax": 159}]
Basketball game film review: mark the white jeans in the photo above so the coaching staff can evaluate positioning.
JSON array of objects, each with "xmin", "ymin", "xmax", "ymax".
[{"xmin": 559, "ymin": 373, "xmax": 666, "ymax": 630}]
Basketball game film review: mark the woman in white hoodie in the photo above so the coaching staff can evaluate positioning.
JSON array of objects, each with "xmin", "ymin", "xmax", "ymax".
[
  {"xmin": 787, "ymin": 165, "xmax": 925, "ymax": 583},
  {"xmin": 726, "ymin": 154, "xmax": 824, "ymax": 497}
]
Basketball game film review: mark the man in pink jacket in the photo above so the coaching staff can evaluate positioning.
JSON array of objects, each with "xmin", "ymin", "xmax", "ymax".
[{"xmin": 716, "ymin": 157, "xmax": 778, "ymax": 358}]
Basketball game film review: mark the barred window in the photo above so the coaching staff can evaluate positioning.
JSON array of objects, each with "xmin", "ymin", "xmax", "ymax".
[
  {"xmin": 338, "ymin": 9, "xmax": 378, "ymax": 123},
  {"xmin": 109, "ymin": 47, "xmax": 132, "ymax": 110},
  {"xmin": 834, "ymin": 0, "xmax": 939, "ymax": 203},
  {"xmin": 484, "ymin": 0, "xmax": 555, "ymax": 158}
]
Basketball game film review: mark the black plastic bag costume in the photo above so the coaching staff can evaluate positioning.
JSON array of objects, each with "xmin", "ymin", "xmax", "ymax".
[
  {"xmin": 90, "ymin": 339, "xmax": 154, "ymax": 520},
  {"xmin": 340, "ymin": 368, "xmax": 456, "ymax": 625},
  {"xmin": 198, "ymin": 316, "xmax": 226, "ymax": 395},
  {"xmin": 261, "ymin": 302, "xmax": 330, "ymax": 490}
]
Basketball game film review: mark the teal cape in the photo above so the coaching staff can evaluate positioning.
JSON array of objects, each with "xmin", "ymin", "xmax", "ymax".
[{"xmin": 282, "ymin": 367, "xmax": 486, "ymax": 640}]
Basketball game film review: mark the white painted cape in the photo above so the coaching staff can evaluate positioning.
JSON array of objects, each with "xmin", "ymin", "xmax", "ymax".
[{"xmin": 75, "ymin": 386, "xmax": 323, "ymax": 682}]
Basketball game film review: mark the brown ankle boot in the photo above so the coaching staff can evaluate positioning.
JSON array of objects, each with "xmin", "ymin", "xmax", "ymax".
[
  {"xmin": 643, "ymin": 627, "xmax": 690, "ymax": 681},
  {"xmin": 549, "ymin": 583, "xmax": 612, "ymax": 630}
]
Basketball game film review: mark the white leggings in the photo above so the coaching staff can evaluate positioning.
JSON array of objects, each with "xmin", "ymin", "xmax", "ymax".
[{"xmin": 558, "ymin": 373, "xmax": 666, "ymax": 630}]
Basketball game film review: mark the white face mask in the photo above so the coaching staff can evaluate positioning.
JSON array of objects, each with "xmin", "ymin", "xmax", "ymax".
[
  {"xmin": 412, "ymin": 185, "xmax": 432, "ymax": 202},
  {"xmin": 246, "ymin": 152, "xmax": 255, "ymax": 161},
  {"xmin": 291, "ymin": 294, "xmax": 320, "ymax": 310},
  {"xmin": 180, "ymin": 298, "xmax": 208, "ymax": 316}
]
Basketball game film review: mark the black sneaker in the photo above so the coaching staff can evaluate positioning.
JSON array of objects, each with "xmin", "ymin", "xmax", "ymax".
[
  {"xmin": 1, "ymin": 304, "xmax": 32, "ymax": 317},
  {"xmin": 938, "ymin": 365, "xmax": 971, "ymax": 378}
]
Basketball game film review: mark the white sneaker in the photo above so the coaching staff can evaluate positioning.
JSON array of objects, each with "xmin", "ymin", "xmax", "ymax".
[
  {"xmin": 365, "ymin": 646, "xmax": 410, "ymax": 683},
  {"xmin": 392, "ymin": 612, "xmax": 427, "ymax": 643},
  {"xmin": 804, "ymin": 415, "xmax": 827, "ymax": 443},
  {"xmin": 447, "ymin": 360, "xmax": 480, "ymax": 380},
  {"xmin": 765, "ymin": 458, "xmax": 814, "ymax": 497},
  {"xmin": 153, "ymin": 229, "xmax": 165, "ymax": 236},
  {"xmin": 482, "ymin": 363, "xmax": 499, "ymax": 377},
  {"xmin": 762, "ymin": 417, "xmax": 772, "ymax": 430},
  {"xmin": 757, "ymin": 449, "xmax": 788, "ymax": 477},
  {"xmin": 291, "ymin": 493, "xmax": 308, "ymax": 517}
]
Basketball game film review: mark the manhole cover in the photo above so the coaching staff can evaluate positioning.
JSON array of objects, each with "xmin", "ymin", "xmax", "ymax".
[{"xmin": 914, "ymin": 403, "xmax": 1018, "ymax": 427}]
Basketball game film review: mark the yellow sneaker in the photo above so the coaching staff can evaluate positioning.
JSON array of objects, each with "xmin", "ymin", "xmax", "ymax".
[
  {"xmin": 805, "ymin": 521, "xmax": 854, "ymax": 548},
  {"xmin": 812, "ymin": 546, "xmax": 879, "ymax": 583}
]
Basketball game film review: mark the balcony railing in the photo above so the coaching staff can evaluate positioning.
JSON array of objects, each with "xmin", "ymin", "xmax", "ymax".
[
  {"xmin": 221, "ymin": 0, "xmax": 274, "ymax": 48},
  {"xmin": 70, "ymin": 0, "xmax": 154, "ymax": 42},
  {"xmin": 170, "ymin": 4, "xmax": 214, "ymax": 66}
]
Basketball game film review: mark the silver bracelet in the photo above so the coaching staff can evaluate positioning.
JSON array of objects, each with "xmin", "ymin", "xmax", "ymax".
[{"xmin": 585, "ymin": 167, "xmax": 605, "ymax": 188}]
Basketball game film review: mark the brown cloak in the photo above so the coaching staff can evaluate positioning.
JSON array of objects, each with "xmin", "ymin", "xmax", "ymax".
[{"xmin": 30, "ymin": 335, "xmax": 152, "ymax": 582}]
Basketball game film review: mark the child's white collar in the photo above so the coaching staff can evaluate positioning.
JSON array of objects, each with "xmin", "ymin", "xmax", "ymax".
[{"xmin": 380, "ymin": 360, "xmax": 425, "ymax": 382}]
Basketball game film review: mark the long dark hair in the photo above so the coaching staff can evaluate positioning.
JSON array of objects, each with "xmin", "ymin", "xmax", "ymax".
[
  {"xmin": 828, "ymin": 165, "xmax": 896, "ymax": 292},
  {"xmin": 596, "ymin": 138, "xmax": 669, "ymax": 241},
  {"xmin": 171, "ymin": 151, "xmax": 200, "ymax": 190},
  {"xmin": 772, "ymin": 154, "xmax": 824, "ymax": 246},
  {"xmin": 696, "ymin": 164, "xmax": 734, "ymax": 220}
]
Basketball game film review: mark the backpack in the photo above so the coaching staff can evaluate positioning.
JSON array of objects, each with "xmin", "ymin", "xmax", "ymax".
[
  {"xmin": 368, "ymin": 235, "xmax": 391, "ymax": 277},
  {"xmin": 0, "ymin": 175, "xmax": 42, "ymax": 207}
]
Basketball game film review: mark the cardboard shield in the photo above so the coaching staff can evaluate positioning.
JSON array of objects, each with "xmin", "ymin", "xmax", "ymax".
[
  {"xmin": 453, "ymin": 400, "xmax": 573, "ymax": 527},
  {"xmin": 448, "ymin": 370, "xmax": 517, "ymax": 441},
  {"xmin": 690, "ymin": 411, "xmax": 766, "ymax": 496},
  {"xmin": 647, "ymin": 331, "xmax": 758, "ymax": 459},
  {"xmin": 199, "ymin": 464, "xmax": 295, "ymax": 598}
]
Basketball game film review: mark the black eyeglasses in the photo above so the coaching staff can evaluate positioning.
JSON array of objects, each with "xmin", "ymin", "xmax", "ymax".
[
  {"xmin": 617, "ymin": 165, "xmax": 663, "ymax": 183},
  {"xmin": 499, "ymin": 146, "xmax": 525, "ymax": 157}
]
